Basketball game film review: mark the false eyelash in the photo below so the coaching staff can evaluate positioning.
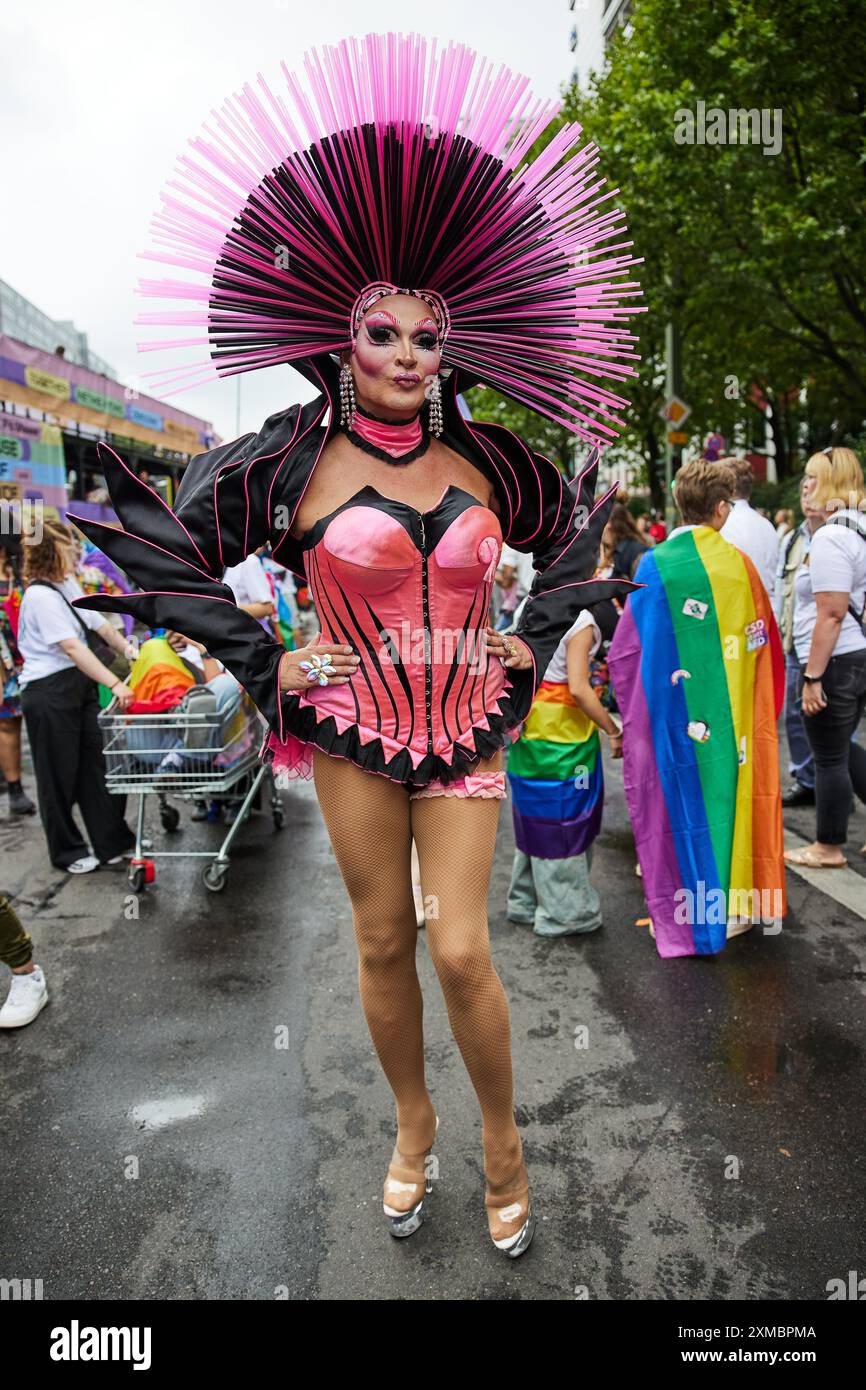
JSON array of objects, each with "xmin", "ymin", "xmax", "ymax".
[{"xmin": 367, "ymin": 326, "xmax": 438, "ymax": 350}]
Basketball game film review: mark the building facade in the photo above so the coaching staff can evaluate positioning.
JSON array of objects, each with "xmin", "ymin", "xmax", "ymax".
[
  {"xmin": 569, "ymin": 0, "xmax": 634, "ymax": 91},
  {"xmin": 0, "ymin": 279, "xmax": 115, "ymax": 378}
]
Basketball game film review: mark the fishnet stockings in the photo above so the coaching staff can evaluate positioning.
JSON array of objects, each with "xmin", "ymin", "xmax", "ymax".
[{"xmin": 312, "ymin": 748, "xmax": 527, "ymax": 1235}]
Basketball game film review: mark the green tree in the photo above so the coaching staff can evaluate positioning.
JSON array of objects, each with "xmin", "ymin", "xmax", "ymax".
[{"xmin": 562, "ymin": 0, "xmax": 866, "ymax": 484}]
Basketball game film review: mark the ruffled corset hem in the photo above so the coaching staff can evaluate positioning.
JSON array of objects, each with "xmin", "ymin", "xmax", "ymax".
[{"xmin": 263, "ymin": 679, "xmax": 525, "ymax": 791}]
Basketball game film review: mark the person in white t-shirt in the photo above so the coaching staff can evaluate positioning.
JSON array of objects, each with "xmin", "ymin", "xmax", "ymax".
[
  {"xmin": 774, "ymin": 477, "xmax": 822, "ymax": 805},
  {"xmin": 223, "ymin": 550, "xmax": 276, "ymax": 632},
  {"xmin": 17, "ymin": 519, "xmax": 136, "ymax": 874},
  {"xmin": 784, "ymin": 447, "xmax": 866, "ymax": 867},
  {"xmin": 505, "ymin": 598, "xmax": 622, "ymax": 936},
  {"xmin": 719, "ymin": 456, "xmax": 780, "ymax": 597}
]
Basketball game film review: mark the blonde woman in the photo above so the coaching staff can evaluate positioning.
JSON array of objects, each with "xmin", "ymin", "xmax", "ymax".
[
  {"xmin": 784, "ymin": 447, "xmax": 866, "ymax": 867},
  {"xmin": 17, "ymin": 520, "xmax": 136, "ymax": 873}
]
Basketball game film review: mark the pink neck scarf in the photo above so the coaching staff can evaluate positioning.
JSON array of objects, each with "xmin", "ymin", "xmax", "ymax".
[{"xmin": 350, "ymin": 408, "xmax": 423, "ymax": 458}]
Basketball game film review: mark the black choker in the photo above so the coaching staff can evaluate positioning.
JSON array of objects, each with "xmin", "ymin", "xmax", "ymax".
[
  {"xmin": 343, "ymin": 428, "xmax": 432, "ymax": 465},
  {"xmin": 354, "ymin": 400, "xmax": 422, "ymax": 426}
]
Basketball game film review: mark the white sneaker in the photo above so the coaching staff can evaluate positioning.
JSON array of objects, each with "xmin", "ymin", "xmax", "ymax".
[
  {"xmin": 0, "ymin": 967, "xmax": 49, "ymax": 1028},
  {"xmin": 66, "ymin": 856, "xmax": 100, "ymax": 874}
]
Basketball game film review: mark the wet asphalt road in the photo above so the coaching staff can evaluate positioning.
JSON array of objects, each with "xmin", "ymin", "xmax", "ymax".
[{"xmin": 1, "ymin": 754, "xmax": 865, "ymax": 1302}]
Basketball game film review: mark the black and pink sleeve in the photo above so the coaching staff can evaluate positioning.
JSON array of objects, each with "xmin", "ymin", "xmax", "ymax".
[{"xmin": 69, "ymin": 404, "xmax": 304, "ymax": 730}]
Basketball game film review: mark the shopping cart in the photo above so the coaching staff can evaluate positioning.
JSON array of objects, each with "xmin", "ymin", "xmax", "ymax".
[{"xmin": 98, "ymin": 692, "xmax": 285, "ymax": 893}]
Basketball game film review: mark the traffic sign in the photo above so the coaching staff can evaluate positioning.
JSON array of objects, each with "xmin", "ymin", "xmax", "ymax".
[
  {"xmin": 660, "ymin": 395, "xmax": 692, "ymax": 427},
  {"xmin": 668, "ymin": 430, "xmax": 689, "ymax": 444}
]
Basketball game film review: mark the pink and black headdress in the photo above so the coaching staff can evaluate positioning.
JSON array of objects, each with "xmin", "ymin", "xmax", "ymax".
[{"xmin": 135, "ymin": 32, "xmax": 643, "ymax": 446}]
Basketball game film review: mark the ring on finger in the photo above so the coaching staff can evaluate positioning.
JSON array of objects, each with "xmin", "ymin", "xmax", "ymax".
[{"xmin": 299, "ymin": 653, "xmax": 337, "ymax": 687}]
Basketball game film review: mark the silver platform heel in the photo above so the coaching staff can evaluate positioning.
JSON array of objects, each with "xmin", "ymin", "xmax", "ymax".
[
  {"xmin": 383, "ymin": 1113, "xmax": 439, "ymax": 1238},
  {"xmin": 491, "ymin": 1201, "xmax": 536, "ymax": 1258},
  {"xmin": 484, "ymin": 1134, "xmax": 536, "ymax": 1258}
]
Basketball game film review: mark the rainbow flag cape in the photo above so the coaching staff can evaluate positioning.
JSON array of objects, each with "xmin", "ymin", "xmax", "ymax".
[
  {"xmin": 507, "ymin": 682, "xmax": 603, "ymax": 858},
  {"xmin": 607, "ymin": 526, "xmax": 786, "ymax": 957}
]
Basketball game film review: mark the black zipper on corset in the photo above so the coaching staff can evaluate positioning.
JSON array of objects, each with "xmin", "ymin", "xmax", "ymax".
[{"xmin": 417, "ymin": 511, "xmax": 434, "ymax": 757}]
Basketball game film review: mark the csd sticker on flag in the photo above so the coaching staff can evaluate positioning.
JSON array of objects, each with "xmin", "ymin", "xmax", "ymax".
[
  {"xmin": 682, "ymin": 598, "xmax": 708, "ymax": 620},
  {"xmin": 745, "ymin": 618, "xmax": 768, "ymax": 650}
]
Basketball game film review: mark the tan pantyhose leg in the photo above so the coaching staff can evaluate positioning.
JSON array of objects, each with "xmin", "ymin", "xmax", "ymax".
[
  {"xmin": 312, "ymin": 747, "xmax": 527, "ymax": 1238},
  {"xmin": 410, "ymin": 752, "xmax": 529, "ymax": 1243},
  {"xmin": 312, "ymin": 750, "xmax": 436, "ymax": 1213}
]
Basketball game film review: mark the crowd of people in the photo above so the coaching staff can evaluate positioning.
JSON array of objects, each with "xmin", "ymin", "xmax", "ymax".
[
  {"xmin": 3, "ymin": 446, "xmax": 865, "ymax": 1022},
  {"xmin": 494, "ymin": 447, "xmax": 866, "ymax": 947}
]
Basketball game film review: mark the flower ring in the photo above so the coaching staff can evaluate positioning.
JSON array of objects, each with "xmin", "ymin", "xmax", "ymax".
[
  {"xmin": 501, "ymin": 637, "xmax": 514, "ymax": 659},
  {"xmin": 299, "ymin": 653, "xmax": 338, "ymax": 687}
]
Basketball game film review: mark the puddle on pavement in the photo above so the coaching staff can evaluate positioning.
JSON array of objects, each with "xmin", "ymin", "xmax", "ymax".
[
  {"xmin": 715, "ymin": 1023, "xmax": 861, "ymax": 1084},
  {"xmin": 131, "ymin": 1095, "xmax": 208, "ymax": 1131}
]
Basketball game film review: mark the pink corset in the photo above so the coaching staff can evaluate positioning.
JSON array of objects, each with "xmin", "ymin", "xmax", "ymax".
[{"xmin": 267, "ymin": 484, "xmax": 518, "ymax": 788}]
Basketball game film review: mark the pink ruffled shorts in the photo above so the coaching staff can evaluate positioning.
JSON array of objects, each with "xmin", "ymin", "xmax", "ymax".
[{"xmin": 409, "ymin": 771, "xmax": 506, "ymax": 800}]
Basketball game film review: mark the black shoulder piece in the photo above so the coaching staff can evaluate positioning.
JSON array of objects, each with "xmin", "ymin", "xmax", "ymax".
[{"xmin": 69, "ymin": 395, "xmax": 327, "ymax": 728}]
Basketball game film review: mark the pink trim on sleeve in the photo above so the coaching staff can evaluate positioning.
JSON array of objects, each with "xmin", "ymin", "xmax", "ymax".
[{"xmin": 95, "ymin": 440, "xmax": 213, "ymax": 575}]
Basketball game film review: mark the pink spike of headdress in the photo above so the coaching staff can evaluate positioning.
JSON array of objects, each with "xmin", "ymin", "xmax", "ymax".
[{"xmin": 134, "ymin": 31, "xmax": 644, "ymax": 445}]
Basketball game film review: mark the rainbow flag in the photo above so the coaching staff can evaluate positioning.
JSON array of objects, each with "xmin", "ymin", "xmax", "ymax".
[
  {"xmin": 507, "ymin": 682, "xmax": 603, "ymax": 858},
  {"xmin": 128, "ymin": 636, "xmax": 196, "ymax": 713},
  {"xmin": 607, "ymin": 526, "xmax": 786, "ymax": 957}
]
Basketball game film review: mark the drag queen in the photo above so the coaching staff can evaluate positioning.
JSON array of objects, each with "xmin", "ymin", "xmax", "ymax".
[{"xmin": 72, "ymin": 33, "xmax": 641, "ymax": 1258}]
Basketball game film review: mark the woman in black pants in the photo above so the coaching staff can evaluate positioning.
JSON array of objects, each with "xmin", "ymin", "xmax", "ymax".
[
  {"xmin": 17, "ymin": 519, "xmax": 137, "ymax": 874},
  {"xmin": 784, "ymin": 447, "xmax": 866, "ymax": 868}
]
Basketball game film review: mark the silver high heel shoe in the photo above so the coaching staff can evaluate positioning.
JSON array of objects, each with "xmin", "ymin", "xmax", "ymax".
[
  {"xmin": 383, "ymin": 1113, "xmax": 439, "ymax": 1238},
  {"xmin": 484, "ymin": 1135, "xmax": 536, "ymax": 1258}
]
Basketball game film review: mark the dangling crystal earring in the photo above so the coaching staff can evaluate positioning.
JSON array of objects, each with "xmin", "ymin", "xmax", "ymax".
[
  {"xmin": 339, "ymin": 361, "xmax": 357, "ymax": 429},
  {"xmin": 426, "ymin": 372, "xmax": 443, "ymax": 437}
]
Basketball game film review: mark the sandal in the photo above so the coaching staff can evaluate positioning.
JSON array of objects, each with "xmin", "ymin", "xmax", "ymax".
[
  {"xmin": 783, "ymin": 847, "xmax": 846, "ymax": 869},
  {"xmin": 383, "ymin": 1113, "xmax": 439, "ymax": 1238},
  {"xmin": 484, "ymin": 1131, "xmax": 536, "ymax": 1258}
]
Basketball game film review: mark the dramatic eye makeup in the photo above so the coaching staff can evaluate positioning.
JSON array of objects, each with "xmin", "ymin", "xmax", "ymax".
[
  {"xmin": 363, "ymin": 310, "xmax": 400, "ymax": 336},
  {"xmin": 413, "ymin": 317, "xmax": 439, "ymax": 350},
  {"xmin": 362, "ymin": 312, "xmax": 439, "ymax": 351}
]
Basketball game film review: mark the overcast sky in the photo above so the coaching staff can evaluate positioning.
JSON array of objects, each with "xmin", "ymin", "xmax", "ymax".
[{"xmin": 1, "ymin": 0, "xmax": 579, "ymax": 443}]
